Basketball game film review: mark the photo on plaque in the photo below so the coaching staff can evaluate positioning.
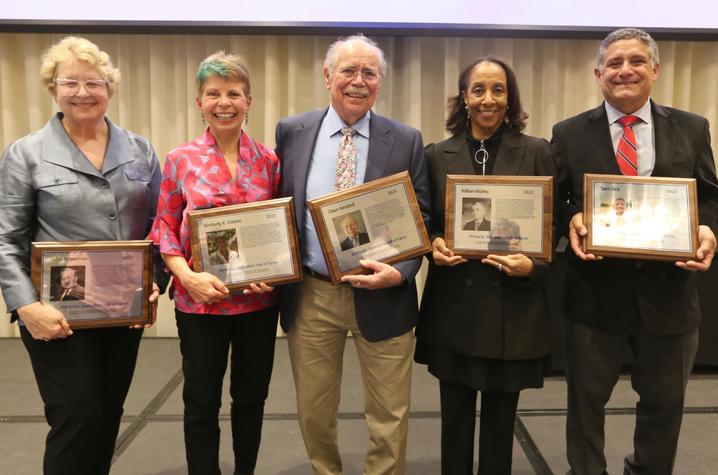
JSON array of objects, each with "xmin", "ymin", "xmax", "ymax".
[
  {"xmin": 188, "ymin": 197, "xmax": 302, "ymax": 289},
  {"xmin": 308, "ymin": 171, "xmax": 431, "ymax": 284},
  {"xmin": 445, "ymin": 175, "xmax": 553, "ymax": 261},
  {"xmin": 583, "ymin": 174, "xmax": 698, "ymax": 260},
  {"xmin": 31, "ymin": 240, "xmax": 152, "ymax": 329}
]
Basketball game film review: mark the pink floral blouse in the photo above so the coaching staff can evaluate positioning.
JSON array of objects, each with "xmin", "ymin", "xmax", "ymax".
[{"xmin": 150, "ymin": 128, "xmax": 280, "ymax": 315}]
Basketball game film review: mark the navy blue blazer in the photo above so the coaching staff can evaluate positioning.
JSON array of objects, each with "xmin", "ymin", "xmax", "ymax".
[{"xmin": 275, "ymin": 108, "xmax": 430, "ymax": 342}]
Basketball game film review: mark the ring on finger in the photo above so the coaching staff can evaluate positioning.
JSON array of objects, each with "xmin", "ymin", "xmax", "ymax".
[{"xmin": 497, "ymin": 264, "xmax": 503, "ymax": 272}]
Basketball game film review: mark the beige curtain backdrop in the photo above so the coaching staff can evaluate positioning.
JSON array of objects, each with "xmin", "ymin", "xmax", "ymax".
[{"xmin": 1, "ymin": 32, "xmax": 717, "ymax": 336}]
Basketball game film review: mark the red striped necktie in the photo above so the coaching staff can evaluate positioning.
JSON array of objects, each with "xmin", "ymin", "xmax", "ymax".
[{"xmin": 616, "ymin": 115, "xmax": 640, "ymax": 176}]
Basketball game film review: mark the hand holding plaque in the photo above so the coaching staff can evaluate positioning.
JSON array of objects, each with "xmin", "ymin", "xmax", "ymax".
[
  {"xmin": 307, "ymin": 171, "xmax": 430, "ymax": 284},
  {"xmin": 31, "ymin": 240, "xmax": 153, "ymax": 329},
  {"xmin": 444, "ymin": 175, "xmax": 553, "ymax": 261},
  {"xmin": 188, "ymin": 197, "xmax": 302, "ymax": 289},
  {"xmin": 582, "ymin": 174, "xmax": 699, "ymax": 261}
]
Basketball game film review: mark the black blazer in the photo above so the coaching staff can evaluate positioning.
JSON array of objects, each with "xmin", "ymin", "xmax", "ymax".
[
  {"xmin": 416, "ymin": 128, "xmax": 555, "ymax": 360},
  {"xmin": 275, "ymin": 108, "xmax": 431, "ymax": 342},
  {"xmin": 552, "ymin": 101, "xmax": 718, "ymax": 335}
]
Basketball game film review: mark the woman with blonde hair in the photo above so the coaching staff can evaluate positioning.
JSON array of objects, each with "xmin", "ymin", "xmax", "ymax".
[{"xmin": 0, "ymin": 36, "xmax": 164, "ymax": 475}]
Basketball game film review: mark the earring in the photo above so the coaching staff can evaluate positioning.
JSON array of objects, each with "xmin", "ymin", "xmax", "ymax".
[{"xmin": 245, "ymin": 112, "xmax": 249, "ymax": 125}]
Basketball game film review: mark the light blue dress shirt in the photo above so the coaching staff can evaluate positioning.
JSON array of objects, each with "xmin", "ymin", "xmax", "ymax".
[{"xmin": 303, "ymin": 106, "xmax": 370, "ymax": 274}]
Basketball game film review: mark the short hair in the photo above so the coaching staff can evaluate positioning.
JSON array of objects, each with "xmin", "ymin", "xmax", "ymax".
[
  {"xmin": 324, "ymin": 34, "xmax": 387, "ymax": 78},
  {"xmin": 597, "ymin": 28, "xmax": 659, "ymax": 68},
  {"xmin": 196, "ymin": 51, "xmax": 251, "ymax": 96},
  {"xmin": 40, "ymin": 36, "xmax": 120, "ymax": 97},
  {"xmin": 60, "ymin": 267, "xmax": 76, "ymax": 277},
  {"xmin": 445, "ymin": 56, "xmax": 528, "ymax": 135}
]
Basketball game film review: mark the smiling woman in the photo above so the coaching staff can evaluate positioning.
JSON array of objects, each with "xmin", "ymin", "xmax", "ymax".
[
  {"xmin": 148, "ymin": 50, "xmax": 281, "ymax": 475},
  {"xmin": 0, "ymin": 35, "xmax": 165, "ymax": 475}
]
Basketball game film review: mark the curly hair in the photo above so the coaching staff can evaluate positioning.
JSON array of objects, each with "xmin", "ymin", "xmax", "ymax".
[{"xmin": 40, "ymin": 36, "xmax": 120, "ymax": 97}]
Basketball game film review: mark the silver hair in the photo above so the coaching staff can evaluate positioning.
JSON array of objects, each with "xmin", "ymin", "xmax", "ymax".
[
  {"xmin": 597, "ymin": 28, "xmax": 659, "ymax": 68},
  {"xmin": 323, "ymin": 34, "xmax": 387, "ymax": 77}
]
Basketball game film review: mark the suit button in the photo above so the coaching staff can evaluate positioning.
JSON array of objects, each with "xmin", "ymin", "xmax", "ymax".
[
  {"xmin": 494, "ymin": 281, "xmax": 500, "ymax": 287},
  {"xmin": 108, "ymin": 212, "xmax": 117, "ymax": 220},
  {"xmin": 464, "ymin": 278, "xmax": 472, "ymax": 286},
  {"xmin": 635, "ymin": 261, "xmax": 642, "ymax": 268},
  {"xmin": 100, "ymin": 181, "xmax": 109, "ymax": 189}
]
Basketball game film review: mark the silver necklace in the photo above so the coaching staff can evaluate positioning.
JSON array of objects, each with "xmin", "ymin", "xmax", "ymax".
[{"xmin": 474, "ymin": 140, "xmax": 489, "ymax": 175}]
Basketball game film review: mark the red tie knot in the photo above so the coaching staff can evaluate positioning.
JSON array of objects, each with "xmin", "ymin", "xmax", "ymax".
[{"xmin": 618, "ymin": 115, "xmax": 640, "ymax": 128}]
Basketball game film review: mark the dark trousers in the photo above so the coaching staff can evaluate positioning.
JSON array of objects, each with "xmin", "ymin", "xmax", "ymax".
[
  {"xmin": 439, "ymin": 380, "xmax": 520, "ymax": 475},
  {"xmin": 20, "ymin": 325, "xmax": 143, "ymax": 475},
  {"xmin": 176, "ymin": 307, "xmax": 279, "ymax": 475},
  {"xmin": 564, "ymin": 319, "xmax": 698, "ymax": 475}
]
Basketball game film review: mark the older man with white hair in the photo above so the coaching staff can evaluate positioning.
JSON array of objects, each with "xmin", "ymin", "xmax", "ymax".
[{"xmin": 275, "ymin": 34, "xmax": 430, "ymax": 474}]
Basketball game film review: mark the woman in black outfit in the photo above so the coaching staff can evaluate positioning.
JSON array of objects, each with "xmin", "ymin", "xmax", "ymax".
[{"xmin": 415, "ymin": 56, "xmax": 556, "ymax": 475}]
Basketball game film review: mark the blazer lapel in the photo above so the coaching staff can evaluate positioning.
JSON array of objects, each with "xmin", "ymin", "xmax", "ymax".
[
  {"xmin": 650, "ymin": 102, "xmax": 675, "ymax": 177},
  {"xmin": 102, "ymin": 119, "xmax": 134, "ymax": 174},
  {"xmin": 442, "ymin": 133, "xmax": 475, "ymax": 175},
  {"xmin": 364, "ymin": 114, "xmax": 395, "ymax": 182},
  {"xmin": 42, "ymin": 114, "xmax": 103, "ymax": 177},
  {"xmin": 292, "ymin": 110, "xmax": 326, "ymax": 212},
  {"xmin": 587, "ymin": 104, "xmax": 621, "ymax": 175},
  {"xmin": 493, "ymin": 128, "xmax": 525, "ymax": 175}
]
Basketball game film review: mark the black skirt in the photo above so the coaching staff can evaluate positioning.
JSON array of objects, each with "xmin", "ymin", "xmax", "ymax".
[{"xmin": 415, "ymin": 338, "xmax": 551, "ymax": 393}]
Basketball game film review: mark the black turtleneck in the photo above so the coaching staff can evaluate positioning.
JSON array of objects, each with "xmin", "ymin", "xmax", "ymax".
[{"xmin": 466, "ymin": 123, "xmax": 505, "ymax": 176}]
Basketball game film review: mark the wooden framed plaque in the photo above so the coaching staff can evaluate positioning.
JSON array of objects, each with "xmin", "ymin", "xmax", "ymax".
[
  {"xmin": 188, "ymin": 197, "xmax": 302, "ymax": 289},
  {"xmin": 445, "ymin": 175, "xmax": 553, "ymax": 261},
  {"xmin": 31, "ymin": 240, "xmax": 152, "ymax": 329},
  {"xmin": 583, "ymin": 174, "xmax": 699, "ymax": 261},
  {"xmin": 307, "ymin": 171, "xmax": 431, "ymax": 284}
]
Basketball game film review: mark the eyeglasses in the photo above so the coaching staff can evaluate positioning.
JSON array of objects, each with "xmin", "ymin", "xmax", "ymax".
[
  {"xmin": 337, "ymin": 67, "xmax": 381, "ymax": 83},
  {"xmin": 54, "ymin": 78, "xmax": 108, "ymax": 93}
]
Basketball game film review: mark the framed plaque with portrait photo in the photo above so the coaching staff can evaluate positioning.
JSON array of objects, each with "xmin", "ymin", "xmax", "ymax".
[
  {"xmin": 583, "ymin": 174, "xmax": 699, "ymax": 261},
  {"xmin": 31, "ymin": 240, "xmax": 152, "ymax": 329},
  {"xmin": 307, "ymin": 171, "xmax": 431, "ymax": 284},
  {"xmin": 445, "ymin": 175, "xmax": 553, "ymax": 261},
  {"xmin": 188, "ymin": 197, "xmax": 302, "ymax": 289}
]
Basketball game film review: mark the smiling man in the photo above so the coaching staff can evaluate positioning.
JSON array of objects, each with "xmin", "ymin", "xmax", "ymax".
[
  {"xmin": 275, "ymin": 34, "xmax": 429, "ymax": 475},
  {"xmin": 552, "ymin": 28, "xmax": 718, "ymax": 475}
]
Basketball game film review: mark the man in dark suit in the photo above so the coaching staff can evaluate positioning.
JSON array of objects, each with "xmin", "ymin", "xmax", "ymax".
[
  {"xmin": 338, "ymin": 214, "xmax": 370, "ymax": 251},
  {"xmin": 552, "ymin": 28, "xmax": 718, "ymax": 475},
  {"xmin": 274, "ymin": 34, "xmax": 429, "ymax": 474},
  {"xmin": 462, "ymin": 200, "xmax": 491, "ymax": 231}
]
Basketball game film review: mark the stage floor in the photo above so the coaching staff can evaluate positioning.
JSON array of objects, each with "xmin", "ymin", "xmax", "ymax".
[{"xmin": 1, "ymin": 337, "xmax": 716, "ymax": 474}]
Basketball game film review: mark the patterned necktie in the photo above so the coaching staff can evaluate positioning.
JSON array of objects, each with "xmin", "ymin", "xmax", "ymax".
[
  {"xmin": 616, "ymin": 115, "xmax": 640, "ymax": 176},
  {"xmin": 335, "ymin": 127, "xmax": 357, "ymax": 191}
]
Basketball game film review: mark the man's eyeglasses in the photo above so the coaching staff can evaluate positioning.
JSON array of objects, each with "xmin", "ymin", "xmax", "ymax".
[
  {"xmin": 337, "ymin": 68, "xmax": 381, "ymax": 83},
  {"xmin": 54, "ymin": 78, "xmax": 108, "ymax": 93}
]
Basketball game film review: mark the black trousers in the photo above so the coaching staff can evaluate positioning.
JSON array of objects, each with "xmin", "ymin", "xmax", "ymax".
[
  {"xmin": 439, "ymin": 380, "xmax": 520, "ymax": 475},
  {"xmin": 176, "ymin": 307, "xmax": 279, "ymax": 475},
  {"xmin": 564, "ymin": 319, "xmax": 698, "ymax": 475},
  {"xmin": 20, "ymin": 325, "xmax": 143, "ymax": 475}
]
